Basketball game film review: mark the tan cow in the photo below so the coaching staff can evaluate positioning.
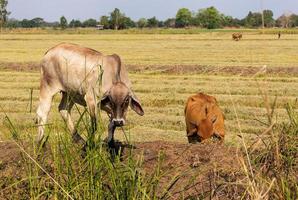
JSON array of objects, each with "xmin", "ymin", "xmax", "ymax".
[
  {"xmin": 184, "ymin": 93, "xmax": 225, "ymax": 143},
  {"xmin": 232, "ymin": 33, "xmax": 242, "ymax": 41},
  {"xmin": 36, "ymin": 43, "xmax": 144, "ymax": 147}
]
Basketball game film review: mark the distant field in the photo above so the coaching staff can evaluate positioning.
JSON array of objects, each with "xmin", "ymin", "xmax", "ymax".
[
  {"xmin": 0, "ymin": 31, "xmax": 298, "ymax": 68},
  {"xmin": 2, "ymin": 27, "xmax": 298, "ymax": 35},
  {"xmin": 0, "ymin": 31, "xmax": 297, "ymax": 145}
]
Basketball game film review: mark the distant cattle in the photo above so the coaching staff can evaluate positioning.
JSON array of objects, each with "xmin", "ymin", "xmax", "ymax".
[
  {"xmin": 184, "ymin": 93, "xmax": 225, "ymax": 143},
  {"xmin": 36, "ymin": 43, "xmax": 144, "ymax": 148},
  {"xmin": 232, "ymin": 33, "xmax": 242, "ymax": 41}
]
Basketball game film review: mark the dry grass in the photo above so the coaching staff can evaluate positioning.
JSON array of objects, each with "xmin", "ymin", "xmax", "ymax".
[
  {"xmin": 0, "ymin": 32, "xmax": 298, "ymax": 67},
  {"xmin": 0, "ymin": 32, "xmax": 297, "ymax": 144},
  {"xmin": 2, "ymin": 27, "xmax": 298, "ymax": 35},
  {"xmin": 0, "ymin": 71, "xmax": 297, "ymax": 146},
  {"xmin": 0, "ymin": 31, "xmax": 297, "ymax": 199}
]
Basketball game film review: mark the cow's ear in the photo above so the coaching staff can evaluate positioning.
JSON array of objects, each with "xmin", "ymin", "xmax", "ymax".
[
  {"xmin": 100, "ymin": 92, "xmax": 112, "ymax": 113},
  {"xmin": 130, "ymin": 94, "xmax": 144, "ymax": 116}
]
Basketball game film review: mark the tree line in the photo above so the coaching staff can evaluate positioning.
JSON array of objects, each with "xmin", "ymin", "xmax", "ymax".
[{"xmin": 1, "ymin": 3, "xmax": 298, "ymax": 29}]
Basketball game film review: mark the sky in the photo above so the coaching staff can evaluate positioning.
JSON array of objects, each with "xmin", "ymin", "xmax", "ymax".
[{"xmin": 8, "ymin": 0, "xmax": 298, "ymax": 22}]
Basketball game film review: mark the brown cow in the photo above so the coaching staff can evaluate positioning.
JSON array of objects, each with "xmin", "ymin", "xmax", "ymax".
[
  {"xmin": 232, "ymin": 33, "xmax": 242, "ymax": 41},
  {"xmin": 184, "ymin": 93, "xmax": 225, "ymax": 143},
  {"xmin": 36, "ymin": 43, "xmax": 144, "ymax": 148}
]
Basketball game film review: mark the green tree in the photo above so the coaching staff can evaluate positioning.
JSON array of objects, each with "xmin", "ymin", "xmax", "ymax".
[
  {"xmin": 221, "ymin": 15, "xmax": 242, "ymax": 27},
  {"xmin": 147, "ymin": 17, "xmax": 159, "ymax": 28},
  {"xmin": 69, "ymin": 19, "xmax": 82, "ymax": 28},
  {"xmin": 110, "ymin": 8, "xmax": 125, "ymax": 30},
  {"xmin": 164, "ymin": 18, "xmax": 176, "ymax": 28},
  {"xmin": 175, "ymin": 8, "xmax": 192, "ymax": 28},
  {"xmin": 137, "ymin": 18, "xmax": 147, "ymax": 28},
  {"xmin": 244, "ymin": 11, "xmax": 262, "ymax": 27},
  {"xmin": 122, "ymin": 16, "xmax": 135, "ymax": 29},
  {"xmin": 69, "ymin": 19, "xmax": 75, "ymax": 28},
  {"xmin": 0, "ymin": 0, "xmax": 10, "ymax": 28},
  {"xmin": 6, "ymin": 18, "xmax": 20, "ymax": 28},
  {"xmin": 20, "ymin": 19, "xmax": 35, "ymax": 28},
  {"xmin": 291, "ymin": 14, "xmax": 298, "ymax": 27},
  {"xmin": 263, "ymin": 10, "xmax": 275, "ymax": 27},
  {"xmin": 196, "ymin": 7, "xmax": 222, "ymax": 29},
  {"xmin": 31, "ymin": 17, "xmax": 45, "ymax": 27},
  {"xmin": 221, "ymin": 15, "xmax": 233, "ymax": 27},
  {"xmin": 83, "ymin": 18, "xmax": 97, "ymax": 27},
  {"xmin": 158, "ymin": 20, "xmax": 164, "ymax": 27},
  {"xmin": 100, "ymin": 15, "xmax": 110, "ymax": 29},
  {"xmin": 60, "ymin": 16, "xmax": 68, "ymax": 29}
]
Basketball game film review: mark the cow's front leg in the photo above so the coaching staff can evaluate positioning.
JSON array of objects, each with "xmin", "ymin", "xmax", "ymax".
[
  {"xmin": 107, "ymin": 120, "xmax": 116, "ymax": 148},
  {"xmin": 84, "ymin": 90, "xmax": 98, "ymax": 149},
  {"xmin": 85, "ymin": 90, "xmax": 98, "ymax": 132},
  {"xmin": 36, "ymin": 83, "xmax": 57, "ymax": 145}
]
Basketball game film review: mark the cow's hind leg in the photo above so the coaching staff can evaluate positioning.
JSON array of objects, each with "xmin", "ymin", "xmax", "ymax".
[
  {"xmin": 36, "ymin": 84, "xmax": 56, "ymax": 143},
  {"xmin": 58, "ymin": 92, "xmax": 85, "ymax": 145}
]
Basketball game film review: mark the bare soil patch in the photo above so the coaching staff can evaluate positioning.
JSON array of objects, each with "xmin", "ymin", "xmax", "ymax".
[
  {"xmin": 128, "ymin": 64, "xmax": 298, "ymax": 76},
  {"xmin": 127, "ymin": 141, "xmax": 246, "ymax": 199},
  {"xmin": 0, "ymin": 141, "xmax": 29, "ymax": 199},
  {"xmin": 0, "ymin": 140, "xmax": 246, "ymax": 199},
  {"xmin": 1, "ymin": 62, "xmax": 298, "ymax": 76},
  {"xmin": 0, "ymin": 62, "xmax": 40, "ymax": 72}
]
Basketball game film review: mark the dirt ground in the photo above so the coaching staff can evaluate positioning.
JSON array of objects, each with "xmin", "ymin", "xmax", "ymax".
[
  {"xmin": 0, "ymin": 140, "xmax": 246, "ymax": 199},
  {"xmin": 1, "ymin": 62, "xmax": 298, "ymax": 76},
  {"xmin": 128, "ymin": 141, "xmax": 246, "ymax": 199},
  {"xmin": 128, "ymin": 64, "xmax": 298, "ymax": 76},
  {"xmin": 0, "ymin": 141, "xmax": 28, "ymax": 199}
]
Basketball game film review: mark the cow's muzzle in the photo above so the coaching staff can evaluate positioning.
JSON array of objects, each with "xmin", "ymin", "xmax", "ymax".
[{"xmin": 112, "ymin": 118, "xmax": 125, "ymax": 127}]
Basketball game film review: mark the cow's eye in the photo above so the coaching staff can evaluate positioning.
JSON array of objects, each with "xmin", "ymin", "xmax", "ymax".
[
  {"xmin": 123, "ymin": 97, "xmax": 129, "ymax": 105},
  {"xmin": 121, "ymin": 98, "xmax": 129, "ymax": 108},
  {"xmin": 109, "ymin": 100, "xmax": 115, "ymax": 107}
]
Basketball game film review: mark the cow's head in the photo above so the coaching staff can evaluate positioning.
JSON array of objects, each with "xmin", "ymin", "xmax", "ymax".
[
  {"xmin": 100, "ymin": 82, "xmax": 144, "ymax": 127},
  {"xmin": 187, "ymin": 105, "xmax": 218, "ymax": 143},
  {"xmin": 187, "ymin": 117, "xmax": 217, "ymax": 143}
]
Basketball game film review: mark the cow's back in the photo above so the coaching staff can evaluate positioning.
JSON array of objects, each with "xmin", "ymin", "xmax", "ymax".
[
  {"xmin": 41, "ymin": 43, "xmax": 103, "ymax": 93},
  {"xmin": 41, "ymin": 43, "xmax": 130, "ymax": 96}
]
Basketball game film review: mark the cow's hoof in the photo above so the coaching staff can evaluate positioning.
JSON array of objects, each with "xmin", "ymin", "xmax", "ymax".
[
  {"xmin": 108, "ymin": 140, "xmax": 116, "ymax": 149},
  {"xmin": 103, "ymin": 137, "xmax": 115, "ymax": 149}
]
